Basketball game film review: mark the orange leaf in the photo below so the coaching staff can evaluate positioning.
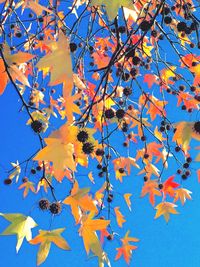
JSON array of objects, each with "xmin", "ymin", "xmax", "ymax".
[{"xmin": 114, "ymin": 207, "xmax": 126, "ymax": 227}]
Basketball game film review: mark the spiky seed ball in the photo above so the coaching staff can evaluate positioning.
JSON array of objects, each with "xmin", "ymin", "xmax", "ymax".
[
  {"xmin": 116, "ymin": 109, "xmax": 125, "ymax": 119},
  {"xmin": 77, "ymin": 130, "xmax": 89, "ymax": 143},
  {"xmin": 122, "ymin": 122, "xmax": 128, "ymax": 132},
  {"xmin": 39, "ymin": 199, "xmax": 50, "ymax": 210},
  {"xmin": 118, "ymin": 26, "xmax": 126, "ymax": 34},
  {"xmin": 140, "ymin": 20, "xmax": 151, "ymax": 31},
  {"xmin": 49, "ymin": 202, "xmax": 62, "ymax": 214},
  {"xmin": 183, "ymin": 163, "xmax": 189, "ymax": 169},
  {"xmin": 193, "ymin": 121, "xmax": 200, "ymax": 134},
  {"xmin": 119, "ymin": 168, "xmax": 125, "ymax": 173},
  {"xmin": 107, "ymin": 234, "xmax": 114, "ymax": 241},
  {"xmin": 123, "ymin": 87, "xmax": 132, "ymax": 96},
  {"xmin": 132, "ymin": 56, "xmax": 141, "ymax": 66},
  {"xmin": 105, "ymin": 109, "xmax": 115, "ymax": 119},
  {"xmin": 158, "ymin": 183, "xmax": 163, "ymax": 189},
  {"xmin": 4, "ymin": 178, "xmax": 12, "ymax": 185},
  {"xmin": 177, "ymin": 21, "xmax": 187, "ymax": 32},
  {"xmin": 95, "ymin": 149, "xmax": 104, "ymax": 156},
  {"xmin": 36, "ymin": 166, "xmax": 42, "ymax": 171},
  {"xmin": 107, "ymin": 194, "xmax": 113, "ymax": 203},
  {"xmin": 31, "ymin": 120, "xmax": 43, "ymax": 133},
  {"xmin": 22, "ymin": 177, "xmax": 28, "ymax": 183},
  {"xmin": 164, "ymin": 16, "xmax": 172, "ymax": 24},
  {"xmin": 82, "ymin": 142, "xmax": 94, "ymax": 154},
  {"xmin": 69, "ymin": 42, "xmax": 77, "ymax": 52},
  {"xmin": 31, "ymin": 168, "xmax": 36, "ymax": 174},
  {"xmin": 151, "ymin": 30, "xmax": 157, "ymax": 37}
]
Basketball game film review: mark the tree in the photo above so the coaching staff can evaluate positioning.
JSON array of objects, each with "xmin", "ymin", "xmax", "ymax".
[{"xmin": 0, "ymin": 0, "xmax": 200, "ymax": 266}]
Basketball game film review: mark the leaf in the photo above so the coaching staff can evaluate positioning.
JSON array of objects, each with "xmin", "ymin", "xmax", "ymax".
[
  {"xmin": 0, "ymin": 213, "xmax": 37, "ymax": 252},
  {"xmin": 173, "ymin": 121, "xmax": 192, "ymax": 152},
  {"xmin": 18, "ymin": 181, "xmax": 35, "ymax": 198},
  {"xmin": 0, "ymin": 45, "xmax": 34, "ymax": 95},
  {"xmin": 29, "ymin": 228, "xmax": 70, "ymax": 266},
  {"xmin": 173, "ymin": 188, "xmax": 192, "ymax": 205},
  {"xmin": 115, "ymin": 230, "xmax": 139, "ymax": 264},
  {"xmin": 154, "ymin": 202, "xmax": 179, "ymax": 222},
  {"xmin": 162, "ymin": 175, "xmax": 180, "ymax": 198},
  {"xmin": 8, "ymin": 161, "xmax": 21, "ymax": 182},
  {"xmin": 124, "ymin": 193, "xmax": 132, "ymax": 211},
  {"xmin": 36, "ymin": 32, "xmax": 73, "ymax": 91},
  {"xmin": 114, "ymin": 207, "xmax": 126, "ymax": 227},
  {"xmin": 143, "ymin": 74, "xmax": 159, "ymax": 88},
  {"xmin": 63, "ymin": 181, "xmax": 98, "ymax": 223},
  {"xmin": 34, "ymin": 138, "xmax": 76, "ymax": 172},
  {"xmin": 79, "ymin": 213, "xmax": 110, "ymax": 259},
  {"xmin": 141, "ymin": 180, "xmax": 162, "ymax": 206},
  {"xmin": 90, "ymin": 0, "xmax": 133, "ymax": 21}
]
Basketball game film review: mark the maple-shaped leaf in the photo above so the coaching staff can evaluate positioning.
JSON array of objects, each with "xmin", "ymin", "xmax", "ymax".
[
  {"xmin": 154, "ymin": 202, "xmax": 179, "ymax": 222},
  {"xmin": 114, "ymin": 207, "xmax": 126, "ymax": 228},
  {"xmin": 16, "ymin": 0, "xmax": 53, "ymax": 16},
  {"xmin": 124, "ymin": 193, "xmax": 132, "ymax": 211},
  {"xmin": 18, "ymin": 181, "xmax": 35, "ymax": 198},
  {"xmin": 162, "ymin": 176, "xmax": 180, "ymax": 198},
  {"xmin": 115, "ymin": 230, "xmax": 139, "ymax": 265},
  {"xmin": 8, "ymin": 161, "xmax": 21, "ymax": 182},
  {"xmin": 79, "ymin": 213, "xmax": 110, "ymax": 259},
  {"xmin": 63, "ymin": 181, "xmax": 97, "ymax": 223},
  {"xmin": 34, "ymin": 138, "xmax": 76, "ymax": 172},
  {"xmin": 143, "ymin": 74, "xmax": 159, "ymax": 88},
  {"xmin": 29, "ymin": 228, "xmax": 70, "ymax": 266},
  {"xmin": 0, "ymin": 44, "xmax": 35, "ymax": 95},
  {"xmin": 141, "ymin": 180, "xmax": 162, "ymax": 206},
  {"xmin": 173, "ymin": 188, "xmax": 192, "ymax": 205},
  {"xmin": 0, "ymin": 213, "xmax": 37, "ymax": 252},
  {"xmin": 36, "ymin": 32, "xmax": 73, "ymax": 90},
  {"xmin": 91, "ymin": 0, "xmax": 133, "ymax": 21},
  {"xmin": 173, "ymin": 121, "xmax": 200, "ymax": 152}
]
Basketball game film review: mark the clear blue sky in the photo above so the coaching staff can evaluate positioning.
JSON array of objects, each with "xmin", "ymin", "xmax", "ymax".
[
  {"xmin": 1, "ymin": 82, "xmax": 200, "ymax": 266},
  {"xmin": 1, "ymin": 1, "xmax": 200, "ymax": 267}
]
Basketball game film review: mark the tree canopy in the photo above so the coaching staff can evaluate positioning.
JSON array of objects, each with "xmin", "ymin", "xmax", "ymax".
[{"xmin": 0, "ymin": 0, "xmax": 200, "ymax": 266}]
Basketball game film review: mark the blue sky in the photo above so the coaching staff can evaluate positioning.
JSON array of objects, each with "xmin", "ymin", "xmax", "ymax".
[
  {"xmin": 1, "ymin": 86, "xmax": 200, "ymax": 266},
  {"xmin": 1, "ymin": 1, "xmax": 200, "ymax": 267}
]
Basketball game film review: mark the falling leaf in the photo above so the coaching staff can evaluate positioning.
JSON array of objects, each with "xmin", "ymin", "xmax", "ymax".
[
  {"xmin": 115, "ymin": 230, "xmax": 139, "ymax": 264},
  {"xmin": 154, "ymin": 202, "xmax": 179, "ymax": 222},
  {"xmin": 63, "ymin": 181, "xmax": 97, "ymax": 223},
  {"xmin": 173, "ymin": 188, "xmax": 192, "ymax": 205},
  {"xmin": 29, "ymin": 228, "xmax": 70, "ymax": 266},
  {"xmin": 114, "ymin": 207, "xmax": 126, "ymax": 227},
  {"xmin": 18, "ymin": 181, "xmax": 36, "ymax": 198},
  {"xmin": 124, "ymin": 193, "xmax": 132, "ymax": 211},
  {"xmin": 0, "ymin": 213, "xmax": 37, "ymax": 252},
  {"xmin": 79, "ymin": 213, "xmax": 110, "ymax": 259},
  {"xmin": 88, "ymin": 171, "xmax": 95, "ymax": 184},
  {"xmin": 0, "ymin": 44, "xmax": 34, "ymax": 95},
  {"xmin": 8, "ymin": 161, "xmax": 21, "ymax": 182},
  {"xmin": 141, "ymin": 180, "xmax": 162, "ymax": 206}
]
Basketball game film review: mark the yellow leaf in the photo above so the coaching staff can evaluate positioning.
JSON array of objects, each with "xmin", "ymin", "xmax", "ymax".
[
  {"xmin": 0, "ymin": 213, "xmax": 37, "ymax": 252},
  {"xmin": 154, "ymin": 202, "xmax": 179, "ymax": 222},
  {"xmin": 173, "ymin": 188, "xmax": 192, "ymax": 205},
  {"xmin": 90, "ymin": 0, "xmax": 133, "ymax": 21},
  {"xmin": 63, "ymin": 181, "xmax": 97, "ymax": 223},
  {"xmin": 124, "ymin": 193, "xmax": 132, "ymax": 211},
  {"xmin": 114, "ymin": 207, "xmax": 126, "ymax": 227},
  {"xmin": 36, "ymin": 32, "xmax": 73, "ymax": 91},
  {"xmin": 29, "ymin": 228, "xmax": 70, "ymax": 266},
  {"xmin": 79, "ymin": 213, "xmax": 110, "ymax": 258}
]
